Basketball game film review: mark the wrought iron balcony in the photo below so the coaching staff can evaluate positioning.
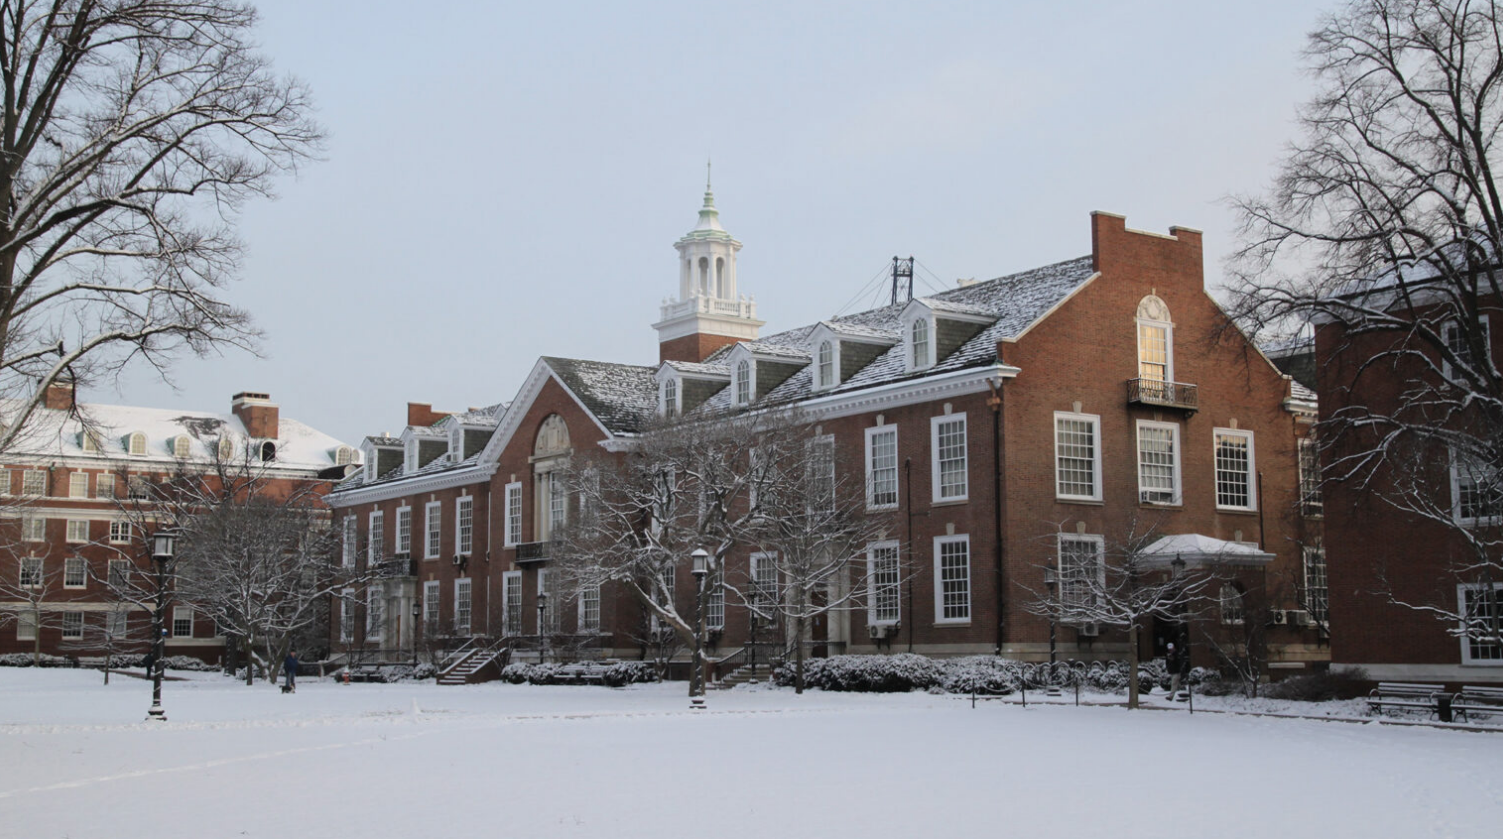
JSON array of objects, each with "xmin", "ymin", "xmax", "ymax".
[
  {"xmin": 1127, "ymin": 378, "xmax": 1198, "ymax": 413},
  {"xmin": 516, "ymin": 541, "xmax": 550, "ymax": 563}
]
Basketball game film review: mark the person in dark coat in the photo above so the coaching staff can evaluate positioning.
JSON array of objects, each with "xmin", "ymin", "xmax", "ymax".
[
  {"xmin": 283, "ymin": 650, "xmax": 298, "ymax": 693},
  {"xmin": 1167, "ymin": 642, "xmax": 1186, "ymax": 697}
]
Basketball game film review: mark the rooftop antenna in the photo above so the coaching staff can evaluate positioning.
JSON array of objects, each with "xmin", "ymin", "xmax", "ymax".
[{"xmin": 891, "ymin": 256, "xmax": 914, "ymax": 306}]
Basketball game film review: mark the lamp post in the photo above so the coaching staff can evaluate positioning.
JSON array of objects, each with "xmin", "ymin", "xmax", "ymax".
[
  {"xmin": 1044, "ymin": 567, "xmax": 1060, "ymax": 697},
  {"xmin": 1171, "ymin": 555, "xmax": 1188, "ymax": 695},
  {"xmin": 690, "ymin": 547, "xmax": 711, "ymax": 707},
  {"xmin": 410, "ymin": 600, "xmax": 421, "ymax": 665},
  {"xmin": 146, "ymin": 529, "xmax": 177, "ymax": 722},
  {"xmin": 537, "ymin": 591, "xmax": 549, "ymax": 663}
]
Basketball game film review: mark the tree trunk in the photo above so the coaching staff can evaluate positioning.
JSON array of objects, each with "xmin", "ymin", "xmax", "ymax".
[
  {"xmin": 245, "ymin": 634, "xmax": 255, "ymax": 686},
  {"xmin": 794, "ymin": 614, "xmax": 806, "ymax": 695},
  {"xmin": 1127, "ymin": 620, "xmax": 1140, "ymax": 710},
  {"xmin": 32, "ymin": 607, "xmax": 41, "ymax": 666}
]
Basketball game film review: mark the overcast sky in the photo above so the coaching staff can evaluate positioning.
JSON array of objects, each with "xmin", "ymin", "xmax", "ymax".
[{"xmin": 101, "ymin": 1, "xmax": 1330, "ymax": 445}]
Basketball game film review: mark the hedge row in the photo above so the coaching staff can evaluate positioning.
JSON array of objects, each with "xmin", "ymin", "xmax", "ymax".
[
  {"xmin": 0, "ymin": 652, "xmax": 218, "ymax": 671},
  {"xmin": 499, "ymin": 660, "xmax": 659, "ymax": 687},
  {"xmin": 772, "ymin": 655, "xmax": 1221, "ymax": 694}
]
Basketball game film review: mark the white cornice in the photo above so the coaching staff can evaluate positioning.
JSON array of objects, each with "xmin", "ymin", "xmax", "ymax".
[
  {"xmin": 804, "ymin": 363, "xmax": 1019, "ymax": 419},
  {"xmin": 327, "ymin": 463, "xmax": 492, "ymax": 508}
]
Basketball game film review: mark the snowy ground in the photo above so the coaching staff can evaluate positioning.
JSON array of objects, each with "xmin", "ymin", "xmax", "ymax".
[{"xmin": 3, "ymin": 670, "xmax": 1501, "ymax": 839}]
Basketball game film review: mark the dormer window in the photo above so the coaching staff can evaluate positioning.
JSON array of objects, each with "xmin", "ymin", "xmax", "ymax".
[
  {"xmin": 734, "ymin": 359, "xmax": 752, "ymax": 405},
  {"xmin": 80, "ymin": 432, "xmax": 99, "ymax": 453},
  {"xmin": 662, "ymin": 378, "xmax": 679, "ymax": 419},
  {"xmin": 911, "ymin": 318, "xmax": 932, "ymax": 370},
  {"xmin": 816, "ymin": 341, "xmax": 834, "ymax": 389},
  {"xmin": 127, "ymin": 432, "xmax": 147, "ymax": 456},
  {"xmin": 218, "ymin": 436, "xmax": 235, "ymax": 462},
  {"xmin": 172, "ymin": 435, "xmax": 191, "ymax": 459},
  {"xmin": 259, "ymin": 441, "xmax": 276, "ymax": 462},
  {"xmin": 334, "ymin": 446, "xmax": 356, "ymax": 466},
  {"xmin": 1136, "ymin": 295, "xmax": 1174, "ymax": 383},
  {"xmin": 449, "ymin": 426, "xmax": 463, "ymax": 462}
]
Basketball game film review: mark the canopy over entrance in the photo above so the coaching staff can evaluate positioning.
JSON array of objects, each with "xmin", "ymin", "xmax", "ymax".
[{"xmin": 1138, "ymin": 534, "xmax": 1275, "ymax": 570}]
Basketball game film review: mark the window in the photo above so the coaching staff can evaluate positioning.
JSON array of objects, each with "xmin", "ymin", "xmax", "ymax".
[
  {"xmin": 20, "ymin": 557, "xmax": 43, "ymax": 587},
  {"xmin": 1460, "ymin": 583, "xmax": 1503, "ymax": 664},
  {"xmin": 366, "ymin": 583, "xmax": 384, "ymax": 641},
  {"xmin": 342, "ymin": 517, "xmax": 357, "ymax": 567},
  {"xmin": 1442, "ymin": 316, "xmax": 1491, "ymax": 379},
  {"xmin": 68, "ymin": 472, "xmax": 90, "ymax": 499},
  {"xmin": 425, "ymin": 501, "xmax": 442, "ymax": 559},
  {"xmin": 62, "ymin": 611, "xmax": 84, "ymax": 640},
  {"xmin": 218, "ymin": 436, "xmax": 235, "ymax": 462},
  {"xmin": 1219, "ymin": 584, "xmax": 1246, "ymax": 625},
  {"xmin": 911, "ymin": 318, "xmax": 930, "ymax": 369},
  {"xmin": 735, "ymin": 359, "xmax": 751, "ymax": 405},
  {"xmin": 128, "ymin": 475, "xmax": 152, "ymax": 500},
  {"xmin": 806, "ymin": 435, "xmax": 836, "ymax": 513},
  {"xmin": 66, "ymin": 520, "xmax": 89, "ymax": 543},
  {"xmin": 22, "ymin": 469, "xmax": 45, "ymax": 496},
  {"xmin": 1136, "ymin": 421, "xmax": 1181, "ymax": 505},
  {"xmin": 931, "ymin": 414, "xmax": 968, "ymax": 502},
  {"xmin": 1136, "ymin": 294, "xmax": 1173, "ymax": 383},
  {"xmin": 548, "ymin": 476, "xmax": 567, "ymax": 536},
  {"xmin": 335, "ymin": 446, "xmax": 356, "ymax": 466},
  {"xmin": 340, "ymin": 590, "xmax": 354, "ymax": 642},
  {"xmin": 423, "ymin": 580, "xmax": 440, "ymax": 629},
  {"xmin": 1213, "ymin": 429, "xmax": 1256, "ymax": 510},
  {"xmin": 503, "ymin": 571, "xmax": 523, "ymax": 636},
  {"xmin": 173, "ymin": 435, "xmax": 191, "ymax": 459},
  {"xmin": 1058, "ymin": 534, "xmax": 1105, "ymax": 617},
  {"xmin": 751, "ymin": 552, "xmax": 780, "ymax": 609},
  {"xmin": 80, "ymin": 433, "xmax": 99, "ymax": 453},
  {"xmin": 1298, "ymin": 437, "xmax": 1322, "ymax": 516},
  {"xmin": 504, "ymin": 482, "xmax": 522, "ymax": 546},
  {"xmin": 1303, "ymin": 545, "xmax": 1328, "ymax": 625},
  {"xmin": 705, "ymin": 569, "xmax": 724, "ymax": 630},
  {"xmin": 817, "ymin": 340, "xmax": 834, "ymax": 389},
  {"xmin": 663, "ymin": 378, "xmax": 678, "ymax": 419},
  {"xmin": 368, "ymin": 510, "xmax": 385, "ymax": 565},
  {"xmin": 865, "ymin": 425, "xmax": 898, "ymax": 509},
  {"xmin": 105, "ymin": 610, "xmax": 128, "ymax": 639},
  {"xmin": 934, "ymin": 535, "xmax": 971, "ymax": 623},
  {"xmin": 128, "ymin": 432, "xmax": 147, "ymax": 456},
  {"xmin": 96, "ymin": 475, "xmax": 115, "ymax": 500},
  {"xmin": 22, "ymin": 517, "xmax": 45, "ymax": 542},
  {"xmin": 868, "ymin": 542, "xmax": 901, "ymax": 625},
  {"xmin": 1054, "ymin": 412, "xmax": 1102, "ymax": 501},
  {"xmin": 1453, "ymin": 449, "xmax": 1503, "ymax": 525},
  {"xmin": 454, "ymin": 578, "xmax": 472, "ymax": 635},
  {"xmin": 580, "ymin": 583, "xmax": 602, "ymax": 633},
  {"xmin": 395, "ymin": 507, "xmax": 412, "ymax": 554},
  {"xmin": 64, "ymin": 557, "xmax": 86, "ymax": 588},
  {"xmin": 109, "ymin": 520, "xmax": 131, "ymax": 545},
  {"xmin": 108, "ymin": 559, "xmax": 130, "ymax": 588},
  {"xmin": 456, "ymin": 496, "xmax": 473, "ymax": 556},
  {"xmin": 17, "ymin": 611, "xmax": 37, "ymax": 641},
  {"xmin": 172, "ymin": 606, "xmax": 193, "ymax": 638},
  {"xmin": 538, "ymin": 569, "xmax": 559, "ymax": 633}
]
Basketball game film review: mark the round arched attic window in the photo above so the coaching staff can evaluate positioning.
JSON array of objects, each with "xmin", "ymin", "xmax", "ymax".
[
  {"xmin": 335, "ymin": 446, "xmax": 356, "ymax": 466},
  {"xmin": 259, "ymin": 441, "xmax": 276, "ymax": 462},
  {"xmin": 173, "ymin": 435, "xmax": 192, "ymax": 459},
  {"xmin": 534, "ymin": 414, "xmax": 570, "ymax": 458}
]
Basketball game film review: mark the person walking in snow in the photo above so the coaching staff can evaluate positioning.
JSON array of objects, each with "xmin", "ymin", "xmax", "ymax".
[
  {"xmin": 1166, "ymin": 642, "xmax": 1186, "ymax": 697},
  {"xmin": 283, "ymin": 650, "xmax": 298, "ymax": 693}
]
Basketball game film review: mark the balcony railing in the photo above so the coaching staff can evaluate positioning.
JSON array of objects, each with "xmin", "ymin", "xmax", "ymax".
[
  {"xmin": 1127, "ymin": 378, "xmax": 1198, "ymax": 412},
  {"xmin": 516, "ymin": 541, "xmax": 550, "ymax": 562}
]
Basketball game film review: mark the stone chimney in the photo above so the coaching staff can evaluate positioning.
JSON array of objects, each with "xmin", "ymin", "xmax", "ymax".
[
  {"xmin": 43, "ymin": 377, "xmax": 76, "ymax": 411},
  {"xmin": 232, "ymin": 392, "xmax": 280, "ymax": 439},
  {"xmin": 407, "ymin": 402, "xmax": 451, "ymax": 427}
]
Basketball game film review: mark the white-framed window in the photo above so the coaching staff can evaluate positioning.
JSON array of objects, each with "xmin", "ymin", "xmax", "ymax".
[
  {"xmin": 735, "ymin": 359, "xmax": 752, "ymax": 405},
  {"xmin": 867, "ymin": 541, "xmax": 901, "ymax": 625},
  {"xmin": 662, "ymin": 378, "xmax": 679, "ymax": 419},
  {"xmin": 1303, "ymin": 545, "xmax": 1329, "ymax": 625},
  {"xmin": 1298, "ymin": 436, "xmax": 1322, "ymax": 516},
  {"xmin": 108, "ymin": 559, "xmax": 130, "ymax": 588},
  {"xmin": 22, "ymin": 469, "xmax": 46, "ymax": 496},
  {"xmin": 172, "ymin": 435, "xmax": 191, "ymax": 459},
  {"xmin": 454, "ymin": 578, "xmax": 472, "ymax": 635},
  {"xmin": 16, "ymin": 611, "xmax": 37, "ymax": 641},
  {"xmin": 105, "ymin": 609, "xmax": 128, "ymax": 639},
  {"xmin": 1442, "ymin": 316, "xmax": 1491, "ymax": 379},
  {"xmin": 1136, "ymin": 420, "xmax": 1181, "ymax": 505},
  {"xmin": 865, "ymin": 425, "xmax": 898, "ymax": 509},
  {"xmin": 96, "ymin": 475, "xmax": 115, "ymax": 500},
  {"xmin": 1054, "ymin": 412, "xmax": 1102, "ymax": 501},
  {"xmin": 218, "ymin": 436, "xmax": 235, "ymax": 462},
  {"xmin": 706, "ymin": 569, "xmax": 724, "ymax": 630},
  {"xmin": 128, "ymin": 475, "xmax": 152, "ymax": 500},
  {"xmin": 425, "ymin": 501, "xmax": 442, "ymax": 559},
  {"xmin": 172, "ymin": 606, "xmax": 193, "ymax": 638},
  {"xmin": 934, "ymin": 535, "xmax": 971, "ymax": 623},
  {"xmin": 1460, "ymin": 583, "xmax": 1503, "ymax": 664},
  {"xmin": 366, "ymin": 583, "xmax": 384, "ymax": 642},
  {"xmin": 335, "ymin": 446, "xmax": 357, "ymax": 467},
  {"xmin": 579, "ymin": 583, "xmax": 602, "ymax": 633},
  {"xmin": 395, "ymin": 506, "xmax": 412, "ymax": 555},
  {"xmin": 64, "ymin": 557, "xmax": 86, "ymax": 588},
  {"xmin": 503, "ymin": 571, "xmax": 523, "ymax": 636},
  {"xmin": 931, "ymin": 413, "xmax": 968, "ymax": 503},
  {"xmin": 368, "ymin": 510, "xmax": 385, "ymax": 565},
  {"xmin": 340, "ymin": 589, "xmax": 354, "ymax": 642},
  {"xmin": 1452, "ymin": 449, "xmax": 1503, "ymax": 526},
  {"xmin": 910, "ymin": 317, "xmax": 931, "ymax": 370},
  {"xmin": 1136, "ymin": 294, "xmax": 1174, "ymax": 383},
  {"xmin": 1213, "ymin": 429, "xmax": 1256, "ymax": 511},
  {"xmin": 538, "ymin": 569, "xmax": 559, "ymax": 633},
  {"xmin": 806, "ymin": 434, "xmax": 836, "ymax": 514},
  {"xmin": 68, "ymin": 472, "xmax": 90, "ymax": 499},
  {"xmin": 109, "ymin": 520, "xmax": 131, "ymax": 545},
  {"xmin": 61, "ymin": 611, "xmax": 84, "ymax": 640},
  {"xmin": 1058, "ymin": 533, "xmax": 1105, "ymax": 618},
  {"xmin": 423, "ymin": 580, "xmax": 441, "ymax": 629},
  {"xmin": 751, "ymin": 552, "xmax": 780, "ymax": 608},
  {"xmin": 342, "ymin": 516, "xmax": 356, "ymax": 567},
  {"xmin": 80, "ymin": 432, "xmax": 99, "ymax": 453},
  {"xmin": 65, "ymin": 519, "xmax": 89, "ymax": 544},
  {"xmin": 816, "ymin": 340, "xmax": 835, "ymax": 389},
  {"xmin": 1219, "ymin": 583, "xmax": 1246, "ymax": 625},
  {"xmin": 504, "ymin": 482, "xmax": 522, "ymax": 546},
  {"xmin": 128, "ymin": 432, "xmax": 147, "ymax": 457},
  {"xmin": 22, "ymin": 517, "xmax": 45, "ymax": 542},
  {"xmin": 548, "ymin": 476, "xmax": 567, "ymax": 536},
  {"xmin": 456, "ymin": 496, "xmax": 473, "ymax": 556},
  {"xmin": 19, "ymin": 556, "xmax": 43, "ymax": 587}
]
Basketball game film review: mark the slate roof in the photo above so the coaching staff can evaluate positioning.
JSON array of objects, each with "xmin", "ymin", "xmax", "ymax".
[
  {"xmin": 1289, "ymin": 381, "xmax": 1317, "ymax": 403},
  {"xmin": 816, "ymin": 320, "xmax": 899, "ymax": 342},
  {"xmin": 543, "ymin": 357, "xmax": 659, "ymax": 435},
  {"xmin": 365, "ymin": 435, "xmax": 402, "ymax": 447},
  {"xmin": 665, "ymin": 360, "xmax": 730, "ymax": 377}
]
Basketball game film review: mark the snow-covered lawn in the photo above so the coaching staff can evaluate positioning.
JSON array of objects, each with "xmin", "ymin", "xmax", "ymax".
[{"xmin": 2, "ymin": 669, "xmax": 1500, "ymax": 838}]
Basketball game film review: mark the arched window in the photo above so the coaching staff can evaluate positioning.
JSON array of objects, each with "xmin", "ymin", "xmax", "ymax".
[
  {"xmin": 259, "ymin": 441, "xmax": 277, "ymax": 462},
  {"xmin": 817, "ymin": 341, "xmax": 834, "ymax": 389},
  {"xmin": 715, "ymin": 257, "xmax": 725, "ymax": 297},
  {"xmin": 218, "ymin": 436, "xmax": 235, "ymax": 462},
  {"xmin": 335, "ymin": 446, "xmax": 356, "ymax": 466},
  {"xmin": 1219, "ymin": 583, "xmax": 1245, "ymax": 625},
  {"xmin": 172, "ymin": 435, "xmax": 191, "ymax": 459},
  {"xmin": 911, "ymin": 319, "xmax": 930, "ymax": 369},
  {"xmin": 663, "ymin": 378, "xmax": 678, "ymax": 419},
  {"xmin": 1136, "ymin": 295, "xmax": 1173, "ymax": 384},
  {"xmin": 698, "ymin": 257, "xmax": 710, "ymax": 294},
  {"xmin": 533, "ymin": 415, "xmax": 571, "ymax": 541},
  {"xmin": 127, "ymin": 432, "xmax": 147, "ymax": 457},
  {"xmin": 534, "ymin": 414, "xmax": 570, "ymax": 457},
  {"xmin": 735, "ymin": 360, "xmax": 751, "ymax": 405}
]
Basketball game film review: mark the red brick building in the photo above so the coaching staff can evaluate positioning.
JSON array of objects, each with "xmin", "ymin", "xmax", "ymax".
[
  {"xmin": 329, "ymin": 189, "xmax": 1323, "ymax": 678},
  {"xmin": 1, "ymin": 387, "xmax": 356, "ymax": 662}
]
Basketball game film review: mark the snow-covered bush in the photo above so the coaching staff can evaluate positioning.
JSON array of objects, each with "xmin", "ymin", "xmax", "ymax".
[
  {"xmin": 942, "ymin": 656, "xmax": 1022, "ymax": 694},
  {"xmin": 500, "ymin": 662, "xmax": 560, "ymax": 684},
  {"xmin": 602, "ymin": 661, "xmax": 658, "ymax": 687},
  {"xmin": 161, "ymin": 655, "xmax": 218, "ymax": 672},
  {"xmin": 774, "ymin": 654, "xmax": 946, "ymax": 692},
  {"xmin": 0, "ymin": 652, "xmax": 75, "ymax": 668}
]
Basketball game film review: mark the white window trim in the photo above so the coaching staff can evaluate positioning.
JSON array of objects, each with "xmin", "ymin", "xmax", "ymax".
[
  {"xmin": 904, "ymin": 313, "xmax": 936, "ymax": 372},
  {"xmin": 933, "ymin": 534, "xmax": 971, "ymax": 624},
  {"xmin": 1212, "ymin": 428, "xmax": 1257, "ymax": 512},
  {"xmin": 68, "ymin": 472, "xmax": 90, "ymax": 499},
  {"xmin": 109, "ymin": 520, "xmax": 131, "ymax": 545},
  {"xmin": 1057, "ymin": 533, "xmax": 1107, "ymax": 619},
  {"xmin": 1442, "ymin": 315, "xmax": 1490, "ymax": 380},
  {"xmin": 814, "ymin": 340, "xmax": 839, "ymax": 391},
  {"xmin": 930, "ymin": 412, "xmax": 969, "ymax": 504},
  {"xmin": 503, "ymin": 481, "xmax": 523, "ymax": 547},
  {"xmin": 61, "ymin": 611, "xmax": 84, "ymax": 640},
  {"xmin": 661, "ymin": 377, "xmax": 680, "ymax": 418},
  {"xmin": 1053, "ymin": 411, "xmax": 1103, "ymax": 502},
  {"xmin": 366, "ymin": 583, "xmax": 384, "ymax": 642},
  {"xmin": 128, "ymin": 432, "xmax": 147, "ymax": 457},
  {"xmin": 395, "ymin": 506, "xmax": 412, "ymax": 555},
  {"xmin": 866, "ymin": 540, "xmax": 901, "ymax": 626},
  {"xmin": 734, "ymin": 358, "xmax": 753, "ymax": 406},
  {"xmin": 1450, "ymin": 448, "xmax": 1503, "ymax": 527},
  {"xmin": 65, "ymin": 519, "xmax": 89, "ymax": 544},
  {"xmin": 1458, "ymin": 582, "xmax": 1503, "ymax": 666},
  {"xmin": 22, "ymin": 469, "xmax": 46, "ymax": 497},
  {"xmin": 22, "ymin": 517, "xmax": 45, "ymax": 543},
  {"xmin": 578, "ymin": 582, "xmax": 603, "ymax": 633},
  {"xmin": 502, "ymin": 570, "xmax": 523, "ymax": 636},
  {"xmin": 456, "ymin": 496, "xmax": 474, "ymax": 556},
  {"xmin": 172, "ymin": 606, "xmax": 194, "ymax": 638},
  {"xmin": 340, "ymin": 588, "xmax": 354, "ymax": 642},
  {"xmin": 368, "ymin": 510, "xmax": 384, "ymax": 565},
  {"xmin": 864, "ymin": 425, "xmax": 899, "ymax": 510},
  {"xmin": 342, "ymin": 517, "xmax": 356, "ymax": 567},
  {"xmin": 424, "ymin": 501, "xmax": 442, "ymax": 559},
  {"xmin": 63, "ymin": 556, "xmax": 87, "ymax": 589},
  {"xmin": 423, "ymin": 580, "xmax": 441, "ymax": 628},
  {"xmin": 454, "ymin": 577, "xmax": 473, "ymax": 635},
  {"xmin": 1136, "ymin": 316, "xmax": 1175, "ymax": 382},
  {"xmin": 1135, "ymin": 420, "xmax": 1182, "ymax": 506},
  {"xmin": 16, "ymin": 611, "xmax": 38, "ymax": 641}
]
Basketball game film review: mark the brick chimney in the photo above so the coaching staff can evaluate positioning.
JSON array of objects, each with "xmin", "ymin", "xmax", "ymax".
[
  {"xmin": 406, "ymin": 402, "xmax": 451, "ymax": 427},
  {"xmin": 232, "ymin": 392, "xmax": 280, "ymax": 439},
  {"xmin": 43, "ymin": 377, "xmax": 76, "ymax": 411}
]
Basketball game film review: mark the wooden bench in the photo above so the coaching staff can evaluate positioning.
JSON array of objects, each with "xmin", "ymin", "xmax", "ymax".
[
  {"xmin": 1453, "ymin": 685, "xmax": 1503, "ymax": 723},
  {"xmin": 1367, "ymin": 682, "xmax": 1447, "ymax": 718},
  {"xmin": 551, "ymin": 665, "xmax": 608, "ymax": 685}
]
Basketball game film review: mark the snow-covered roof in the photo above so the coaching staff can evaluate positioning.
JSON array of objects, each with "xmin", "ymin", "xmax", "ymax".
[
  {"xmin": 664, "ymin": 360, "xmax": 731, "ymax": 378},
  {"xmin": 543, "ymin": 357, "xmax": 658, "ymax": 435},
  {"xmin": 1139, "ymin": 534, "xmax": 1275, "ymax": 569}
]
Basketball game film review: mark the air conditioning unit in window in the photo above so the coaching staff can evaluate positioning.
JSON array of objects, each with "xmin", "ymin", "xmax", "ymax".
[
  {"xmin": 1077, "ymin": 622, "xmax": 1100, "ymax": 638},
  {"xmin": 868, "ymin": 623, "xmax": 899, "ymax": 640},
  {"xmin": 1289, "ymin": 610, "xmax": 1313, "ymax": 627},
  {"xmin": 1270, "ymin": 609, "xmax": 1289, "ymax": 625}
]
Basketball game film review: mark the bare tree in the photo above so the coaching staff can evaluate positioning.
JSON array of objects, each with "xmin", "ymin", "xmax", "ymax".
[
  {"xmin": 0, "ymin": 1, "xmax": 322, "ymax": 452},
  {"xmin": 0, "ymin": 551, "xmax": 65, "ymax": 664},
  {"xmin": 1228, "ymin": 0, "xmax": 1503, "ymax": 639}
]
